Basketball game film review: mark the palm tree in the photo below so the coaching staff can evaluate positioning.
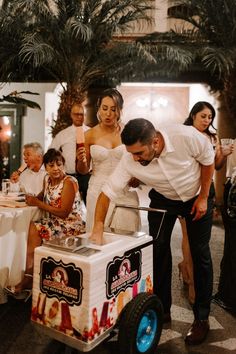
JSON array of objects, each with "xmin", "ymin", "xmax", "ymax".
[
  {"xmin": 0, "ymin": 0, "xmax": 155, "ymax": 136},
  {"xmin": 149, "ymin": 0, "xmax": 236, "ymax": 128}
]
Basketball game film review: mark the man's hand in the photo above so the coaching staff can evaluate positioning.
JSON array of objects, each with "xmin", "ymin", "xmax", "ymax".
[
  {"xmin": 89, "ymin": 193, "xmax": 111, "ymax": 245},
  {"xmin": 128, "ymin": 177, "xmax": 141, "ymax": 188},
  {"xmin": 89, "ymin": 229, "xmax": 104, "ymax": 245},
  {"xmin": 10, "ymin": 171, "xmax": 20, "ymax": 183},
  {"xmin": 191, "ymin": 195, "xmax": 208, "ymax": 221},
  {"xmin": 89, "ymin": 221, "xmax": 104, "ymax": 245}
]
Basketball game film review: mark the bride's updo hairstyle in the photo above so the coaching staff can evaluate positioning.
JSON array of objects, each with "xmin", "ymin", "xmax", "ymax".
[{"xmin": 97, "ymin": 88, "xmax": 124, "ymax": 122}]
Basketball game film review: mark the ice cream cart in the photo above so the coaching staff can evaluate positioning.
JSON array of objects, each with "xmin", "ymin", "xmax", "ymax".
[{"xmin": 31, "ymin": 205, "xmax": 166, "ymax": 354}]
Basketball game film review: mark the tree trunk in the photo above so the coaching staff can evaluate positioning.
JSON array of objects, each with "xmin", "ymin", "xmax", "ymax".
[{"xmin": 84, "ymin": 87, "xmax": 102, "ymax": 127}]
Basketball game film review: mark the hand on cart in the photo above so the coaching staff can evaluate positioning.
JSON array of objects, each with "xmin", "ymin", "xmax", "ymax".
[{"xmin": 89, "ymin": 223, "xmax": 104, "ymax": 245}]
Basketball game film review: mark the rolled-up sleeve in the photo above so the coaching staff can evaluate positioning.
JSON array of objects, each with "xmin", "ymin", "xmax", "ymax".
[
  {"xmin": 102, "ymin": 154, "xmax": 133, "ymax": 201},
  {"xmin": 191, "ymin": 129, "xmax": 215, "ymax": 165}
]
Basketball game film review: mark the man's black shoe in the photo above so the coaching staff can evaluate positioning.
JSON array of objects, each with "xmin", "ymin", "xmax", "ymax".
[
  {"xmin": 163, "ymin": 312, "xmax": 171, "ymax": 323},
  {"xmin": 185, "ymin": 320, "xmax": 209, "ymax": 345}
]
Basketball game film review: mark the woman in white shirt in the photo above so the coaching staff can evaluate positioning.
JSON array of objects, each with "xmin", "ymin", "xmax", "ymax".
[{"xmin": 179, "ymin": 101, "xmax": 234, "ymax": 304}]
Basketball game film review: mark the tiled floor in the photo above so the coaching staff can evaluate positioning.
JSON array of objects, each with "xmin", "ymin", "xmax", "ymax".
[{"xmin": 1, "ymin": 201, "xmax": 236, "ymax": 353}]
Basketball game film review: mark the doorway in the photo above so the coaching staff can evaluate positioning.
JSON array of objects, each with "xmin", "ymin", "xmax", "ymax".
[{"xmin": 0, "ymin": 104, "xmax": 24, "ymax": 181}]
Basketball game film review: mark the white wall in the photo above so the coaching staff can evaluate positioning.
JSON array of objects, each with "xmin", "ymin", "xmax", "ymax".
[
  {"xmin": 45, "ymin": 84, "xmax": 62, "ymax": 150},
  {"xmin": 119, "ymin": 82, "xmax": 214, "ymax": 128},
  {"xmin": 0, "ymin": 82, "xmax": 58, "ymax": 150}
]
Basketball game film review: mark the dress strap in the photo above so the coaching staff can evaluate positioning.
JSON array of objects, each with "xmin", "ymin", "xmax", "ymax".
[{"xmin": 64, "ymin": 174, "xmax": 78, "ymax": 193}]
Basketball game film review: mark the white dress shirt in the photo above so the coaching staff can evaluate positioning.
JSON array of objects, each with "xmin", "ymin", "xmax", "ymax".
[
  {"xmin": 102, "ymin": 124, "xmax": 215, "ymax": 202},
  {"xmin": 49, "ymin": 124, "xmax": 89, "ymax": 174},
  {"xmin": 19, "ymin": 166, "xmax": 46, "ymax": 195}
]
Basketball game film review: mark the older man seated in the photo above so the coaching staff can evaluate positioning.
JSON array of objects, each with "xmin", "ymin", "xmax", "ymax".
[{"xmin": 10, "ymin": 142, "xmax": 46, "ymax": 195}]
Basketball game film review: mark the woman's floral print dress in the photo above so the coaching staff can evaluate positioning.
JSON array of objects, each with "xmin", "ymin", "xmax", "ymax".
[{"xmin": 34, "ymin": 175, "xmax": 85, "ymax": 241}]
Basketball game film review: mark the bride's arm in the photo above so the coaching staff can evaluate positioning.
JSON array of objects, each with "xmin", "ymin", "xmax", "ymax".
[{"xmin": 76, "ymin": 130, "xmax": 92, "ymax": 174}]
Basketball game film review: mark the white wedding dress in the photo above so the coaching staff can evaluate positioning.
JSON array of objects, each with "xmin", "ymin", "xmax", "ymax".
[{"xmin": 86, "ymin": 145, "xmax": 140, "ymax": 232}]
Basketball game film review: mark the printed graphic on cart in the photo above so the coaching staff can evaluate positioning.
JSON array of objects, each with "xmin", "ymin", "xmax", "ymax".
[
  {"xmin": 106, "ymin": 251, "xmax": 141, "ymax": 298},
  {"xmin": 40, "ymin": 257, "xmax": 83, "ymax": 305}
]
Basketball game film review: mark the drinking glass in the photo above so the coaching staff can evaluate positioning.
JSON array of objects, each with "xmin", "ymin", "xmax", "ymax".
[
  {"xmin": 220, "ymin": 138, "xmax": 235, "ymax": 155},
  {"xmin": 2, "ymin": 179, "xmax": 11, "ymax": 195},
  {"xmin": 220, "ymin": 138, "xmax": 234, "ymax": 146}
]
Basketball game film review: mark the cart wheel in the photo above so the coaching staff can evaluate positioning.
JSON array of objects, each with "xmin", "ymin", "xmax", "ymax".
[{"xmin": 118, "ymin": 292, "xmax": 163, "ymax": 354}]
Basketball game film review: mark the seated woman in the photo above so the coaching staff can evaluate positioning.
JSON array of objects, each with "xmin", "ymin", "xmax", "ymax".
[{"xmin": 5, "ymin": 148, "xmax": 85, "ymax": 299}]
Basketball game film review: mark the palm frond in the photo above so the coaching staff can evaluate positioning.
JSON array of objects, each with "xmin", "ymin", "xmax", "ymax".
[
  {"xmin": 65, "ymin": 17, "xmax": 93, "ymax": 41},
  {"xmin": 200, "ymin": 47, "xmax": 236, "ymax": 79},
  {"xmin": 0, "ymin": 91, "xmax": 41, "ymax": 109},
  {"xmin": 19, "ymin": 33, "xmax": 56, "ymax": 67}
]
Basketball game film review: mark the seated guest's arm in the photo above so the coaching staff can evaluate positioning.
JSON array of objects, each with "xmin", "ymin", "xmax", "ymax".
[
  {"xmin": 10, "ymin": 170, "xmax": 20, "ymax": 183},
  {"xmin": 36, "ymin": 190, "xmax": 44, "ymax": 201},
  {"xmin": 25, "ymin": 178, "xmax": 76, "ymax": 219}
]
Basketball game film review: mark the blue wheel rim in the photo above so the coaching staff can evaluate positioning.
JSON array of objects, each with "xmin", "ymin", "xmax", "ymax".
[{"xmin": 136, "ymin": 309, "xmax": 158, "ymax": 353}]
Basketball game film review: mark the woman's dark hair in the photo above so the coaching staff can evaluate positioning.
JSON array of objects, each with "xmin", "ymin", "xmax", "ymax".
[
  {"xmin": 121, "ymin": 118, "xmax": 156, "ymax": 146},
  {"xmin": 97, "ymin": 88, "xmax": 124, "ymax": 114},
  {"xmin": 43, "ymin": 148, "xmax": 65, "ymax": 166},
  {"xmin": 184, "ymin": 101, "xmax": 216, "ymax": 140}
]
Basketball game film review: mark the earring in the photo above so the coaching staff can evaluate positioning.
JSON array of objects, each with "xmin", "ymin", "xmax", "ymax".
[{"xmin": 97, "ymin": 112, "xmax": 101, "ymax": 122}]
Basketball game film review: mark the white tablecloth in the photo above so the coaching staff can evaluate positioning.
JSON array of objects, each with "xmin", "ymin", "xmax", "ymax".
[{"xmin": 0, "ymin": 205, "xmax": 41, "ymax": 303}]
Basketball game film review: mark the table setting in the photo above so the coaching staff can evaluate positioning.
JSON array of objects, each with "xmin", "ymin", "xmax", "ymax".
[
  {"xmin": 0, "ymin": 189, "xmax": 41, "ymax": 304},
  {"xmin": 0, "ymin": 191, "xmax": 26, "ymax": 208}
]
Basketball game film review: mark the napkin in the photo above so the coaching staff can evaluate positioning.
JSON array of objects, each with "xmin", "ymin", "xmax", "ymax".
[{"xmin": 0, "ymin": 200, "xmax": 27, "ymax": 208}]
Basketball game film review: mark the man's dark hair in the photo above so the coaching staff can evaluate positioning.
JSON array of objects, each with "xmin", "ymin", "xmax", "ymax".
[
  {"xmin": 121, "ymin": 118, "xmax": 156, "ymax": 146},
  {"xmin": 43, "ymin": 148, "xmax": 65, "ymax": 166}
]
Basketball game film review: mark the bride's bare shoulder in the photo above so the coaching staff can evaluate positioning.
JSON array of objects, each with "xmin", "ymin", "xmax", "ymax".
[{"xmin": 85, "ymin": 124, "xmax": 102, "ymax": 144}]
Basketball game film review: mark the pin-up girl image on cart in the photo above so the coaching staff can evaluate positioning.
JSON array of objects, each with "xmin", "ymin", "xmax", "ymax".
[
  {"xmin": 118, "ymin": 259, "xmax": 131, "ymax": 277},
  {"xmin": 52, "ymin": 267, "xmax": 68, "ymax": 286}
]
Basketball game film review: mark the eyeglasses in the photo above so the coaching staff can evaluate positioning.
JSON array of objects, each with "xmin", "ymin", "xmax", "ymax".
[{"xmin": 71, "ymin": 112, "xmax": 84, "ymax": 117}]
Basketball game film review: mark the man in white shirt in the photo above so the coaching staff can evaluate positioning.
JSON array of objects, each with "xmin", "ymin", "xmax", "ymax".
[
  {"xmin": 49, "ymin": 103, "xmax": 90, "ymax": 204},
  {"xmin": 10, "ymin": 142, "xmax": 46, "ymax": 195},
  {"xmin": 90, "ymin": 118, "xmax": 215, "ymax": 345}
]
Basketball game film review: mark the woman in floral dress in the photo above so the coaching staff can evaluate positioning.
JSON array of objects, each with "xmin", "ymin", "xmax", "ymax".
[{"xmin": 6, "ymin": 148, "xmax": 85, "ymax": 297}]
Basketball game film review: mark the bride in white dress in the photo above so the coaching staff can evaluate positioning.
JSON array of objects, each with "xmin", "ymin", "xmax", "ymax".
[{"xmin": 76, "ymin": 88, "xmax": 140, "ymax": 232}]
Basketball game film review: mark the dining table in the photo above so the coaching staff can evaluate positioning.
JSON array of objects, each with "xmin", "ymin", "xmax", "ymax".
[{"xmin": 0, "ymin": 193, "xmax": 42, "ymax": 303}]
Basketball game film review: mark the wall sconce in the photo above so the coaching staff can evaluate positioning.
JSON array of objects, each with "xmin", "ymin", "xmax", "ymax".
[{"xmin": 135, "ymin": 96, "xmax": 168, "ymax": 109}]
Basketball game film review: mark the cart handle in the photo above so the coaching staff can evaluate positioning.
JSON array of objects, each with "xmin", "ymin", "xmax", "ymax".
[
  {"xmin": 113, "ymin": 204, "xmax": 167, "ymax": 214},
  {"xmin": 107, "ymin": 204, "xmax": 167, "ymax": 240}
]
